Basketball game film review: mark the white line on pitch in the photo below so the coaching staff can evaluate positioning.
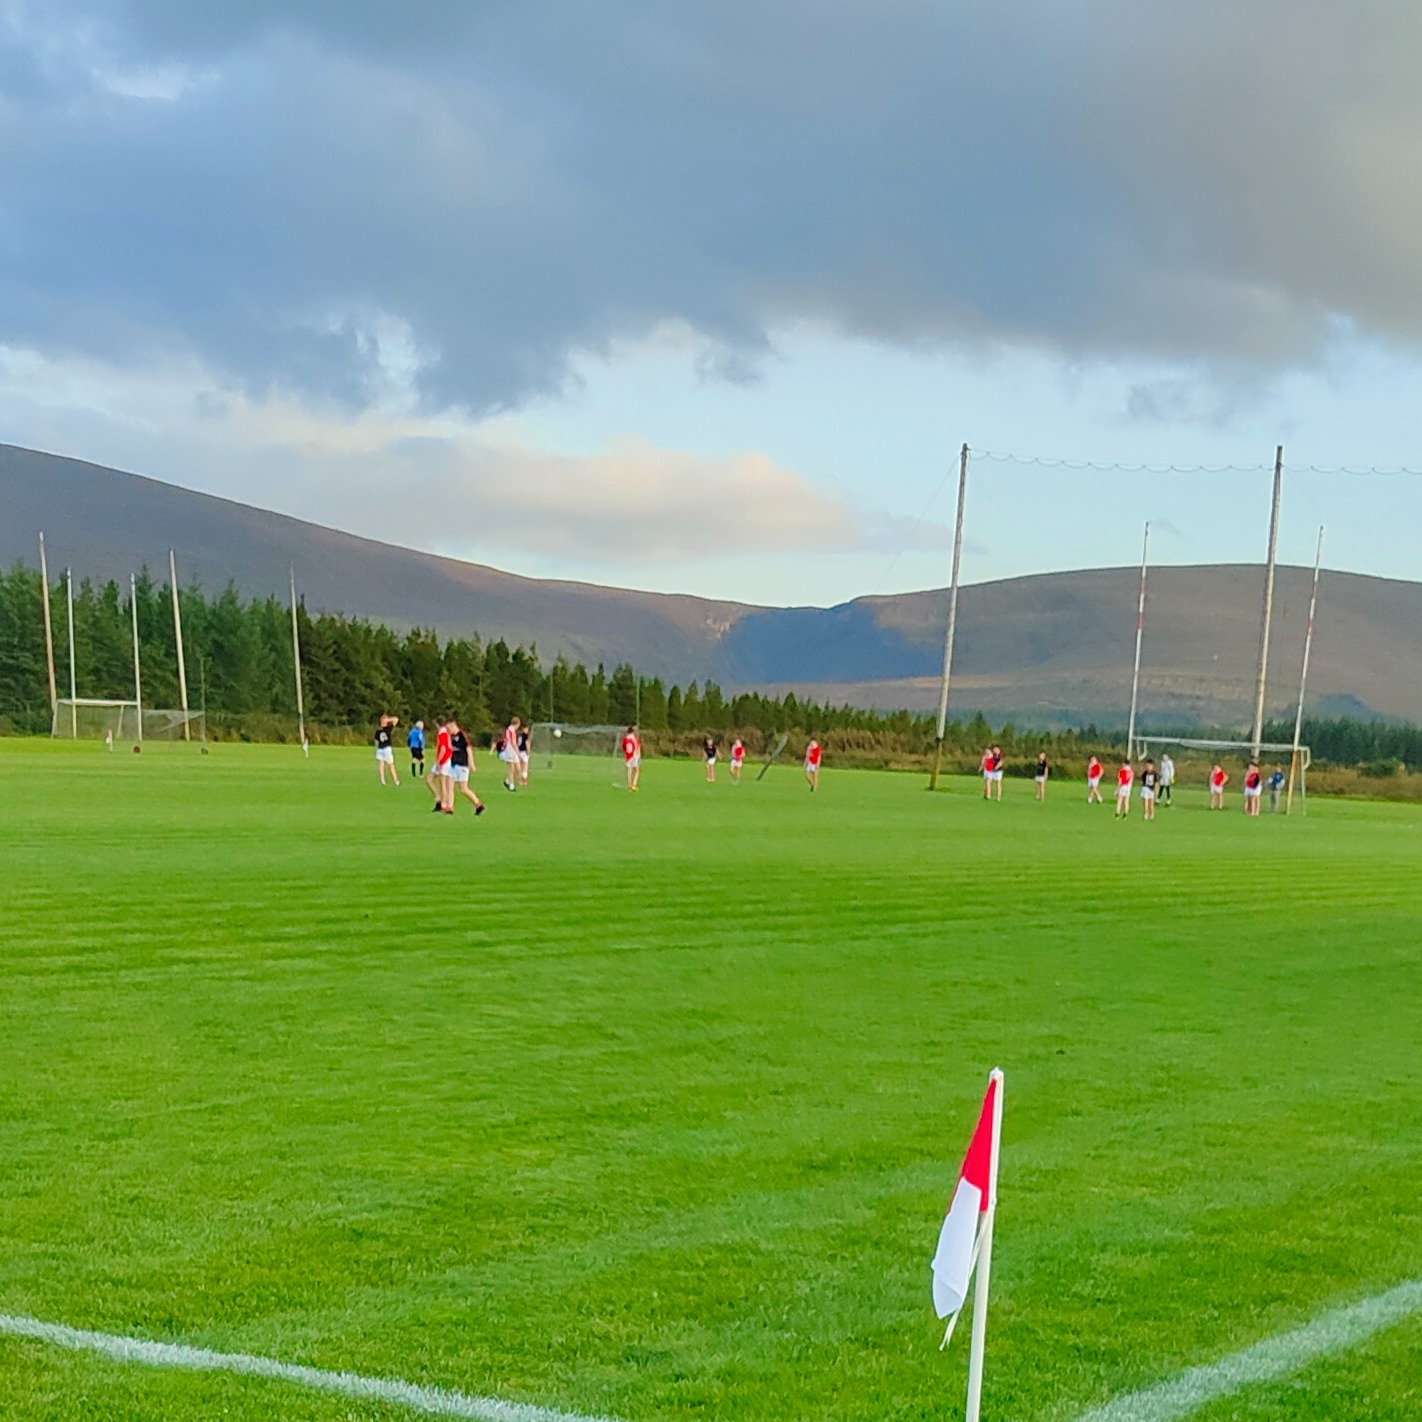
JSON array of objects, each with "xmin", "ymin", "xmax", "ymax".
[
  {"xmin": 0, "ymin": 1313, "xmax": 624, "ymax": 1422},
  {"xmin": 1073, "ymin": 1276, "xmax": 1422, "ymax": 1422}
]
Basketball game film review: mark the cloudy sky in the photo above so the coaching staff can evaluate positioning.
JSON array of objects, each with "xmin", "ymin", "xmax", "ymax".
[{"xmin": 4, "ymin": 1, "xmax": 1422, "ymax": 606}]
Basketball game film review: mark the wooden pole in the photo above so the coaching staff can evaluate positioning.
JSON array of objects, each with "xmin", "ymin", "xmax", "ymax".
[
  {"xmin": 169, "ymin": 550, "xmax": 191, "ymax": 740},
  {"xmin": 38, "ymin": 533, "xmax": 58, "ymax": 725},
  {"xmin": 1286, "ymin": 527, "xmax": 1323, "ymax": 815},
  {"xmin": 1125, "ymin": 522, "xmax": 1150, "ymax": 760},
  {"xmin": 131, "ymin": 573, "xmax": 144, "ymax": 744},
  {"xmin": 929, "ymin": 444, "xmax": 970, "ymax": 791},
  {"xmin": 1251, "ymin": 446, "xmax": 1284, "ymax": 758},
  {"xmin": 290, "ymin": 567, "xmax": 308, "ymax": 753}
]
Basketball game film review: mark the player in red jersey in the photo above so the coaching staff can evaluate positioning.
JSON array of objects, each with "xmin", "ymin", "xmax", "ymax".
[
  {"xmin": 427, "ymin": 717, "xmax": 454, "ymax": 813},
  {"xmin": 804, "ymin": 738, "xmax": 822, "ymax": 792},
  {"xmin": 980, "ymin": 748, "xmax": 994, "ymax": 800},
  {"xmin": 729, "ymin": 737, "xmax": 745, "ymax": 782},
  {"xmin": 621, "ymin": 726, "xmax": 641, "ymax": 792},
  {"xmin": 1243, "ymin": 761, "xmax": 1262, "ymax": 816},
  {"xmin": 1209, "ymin": 763, "xmax": 1228, "ymax": 810},
  {"xmin": 1086, "ymin": 755, "xmax": 1104, "ymax": 803},
  {"xmin": 1114, "ymin": 759, "xmax": 1134, "ymax": 818},
  {"xmin": 990, "ymin": 745, "xmax": 1005, "ymax": 801},
  {"xmin": 500, "ymin": 716, "xmax": 522, "ymax": 791}
]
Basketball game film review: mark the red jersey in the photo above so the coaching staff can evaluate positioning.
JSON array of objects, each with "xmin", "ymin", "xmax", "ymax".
[
  {"xmin": 806, "ymin": 743, "xmax": 822, "ymax": 768},
  {"xmin": 1088, "ymin": 758, "xmax": 1102, "ymax": 779},
  {"xmin": 981, "ymin": 753, "xmax": 994, "ymax": 773},
  {"xmin": 731, "ymin": 739, "xmax": 744, "ymax": 761},
  {"xmin": 1245, "ymin": 769, "xmax": 1261, "ymax": 790},
  {"xmin": 1211, "ymin": 769, "xmax": 1226, "ymax": 790},
  {"xmin": 435, "ymin": 727, "xmax": 453, "ymax": 766},
  {"xmin": 621, "ymin": 733, "xmax": 640, "ymax": 762},
  {"xmin": 1117, "ymin": 765, "xmax": 1133, "ymax": 788}
]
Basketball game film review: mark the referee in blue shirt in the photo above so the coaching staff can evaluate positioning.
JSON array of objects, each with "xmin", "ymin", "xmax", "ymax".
[{"xmin": 408, "ymin": 720, "xmax": 426, "ymax": 778}]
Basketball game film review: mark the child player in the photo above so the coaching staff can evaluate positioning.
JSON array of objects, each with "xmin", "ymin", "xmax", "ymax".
[
  {"xmin": 804, "ymin": 738, "xmax": 823, "ymax": 792},
  {"xmin": 446, "ymin": 718, "xmax": 486, "ymax": 816},
  {"xmin": 981, "ymin": 747, "xmax": 994, "ymax": 800},
  {"xmin": 501, "ymin": 716, "xmax": 522, "ymax": 792},
  {"xmin": 1209, "ymin": 763, "xmax": 1228, "ymax": 810},
  {"xmin": 704, "ymin": 736, "xmax": 718, "ymax": 782},
  {"xmin": 407, "ymin": 719, "xmax": 425, "ymax": 778},
  {"xmin": 1159, "ymin": 752, "xmax": 1175, "ymax": 807},
  {"xmin": 1086, "ymin": 754, "xmax": 1104, "ymax": 804},
  {"xmin": 990, "ymin": 745, "xmax": 1005, "ymax": 801},
  {"xmin": 730, "ymin": 736, "xmax": 745, "ymax": 782},
  {"xmin": 1243, "ymin": 761, "xmax": 1262, "ymax": 816},
  {"xmin": 1140, "ymin": 757, "xmax": 1158, "ymax": 821},
  {"xmin": 621, "ymin": 725, "xmax": 641, "ymax": 792},
  {"xmin": 1114, "ymin": 758, "xmax": 1134, "ymax": 818},
  {"xmin": 517, "ymin": 722, "xmax": 531, "ymax": 787},
  {"xmin": 427, "ymin": 717, "xmax": 453, "ymax": 813},
  {"xmin": 375, "ymin": 714, "xmax": 400, "ymax": 786},
  {"xmin": 1034, "ymin": 750, "xmax": 1049, "ymax": 802}
]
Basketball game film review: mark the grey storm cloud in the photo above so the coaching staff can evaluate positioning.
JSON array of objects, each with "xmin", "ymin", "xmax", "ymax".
[{"xmin": 4, "ymin": 1, "xmax": 1422, "ymax": 415}]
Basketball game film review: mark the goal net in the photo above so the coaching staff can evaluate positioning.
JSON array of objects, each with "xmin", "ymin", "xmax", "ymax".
[
  {"xmin": 52, "ymin": 699, "xmax": 206, "ymax": 743},
  {"xmin": 1133, "ymin": 734, "xmax": 1310, "ymax": 811},
  {"xmin": 529, "ymin": 722, "xmax": 626, "ymax": 769}
]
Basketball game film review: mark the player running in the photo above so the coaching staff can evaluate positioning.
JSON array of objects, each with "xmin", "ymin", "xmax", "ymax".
[
  {"xmin": 1140, "ymin": 757, "xmax": 1158, "ymax": 821},
  {"xmin": 1208, "ymin": 763, "xmax": 1228, "ymax": 810},
  {"xmin": 1034, "ymin": 751, "xmax": 1049, "ymax": 801},
  {"xmin": 1086, "ymin": 755, "xmax": 1104, "ymax": 803},
  {"xmin": 730, "ymin": 737, "xmax": 745, "ymax": 782},
  {"xmin": 500, "ymin": 717, "xmax": 522, "ymax": 791},
  {"xmin": 804, "ymin": 738, "xmax": 822, "ymax": 791},
  {"xmin": 517, "ymin": 723, "xmax": 531, "ymax": 787},
  {"xmin": 1114, "ymin": 759, "xmax": 1134, "ymax": 818},
  {"xmin": 990, "ymin": 745, "xmax": 1004, "ymax": 801},
  {"xmin": 704, "ymin": 736, "xmax": 718, "ymax": 782},
  {"xmin": 427, "ymin": 717, "xmax": 453, "ymax": 812},
  {"xmin": 621, "ymin": 725, "xmax": 641, "ymax": 791},
  {"xmin": 1243, "ymin": 761, "xmax": 1262, "ymax": 816},
  {"xmin": 407, "ymin": 720, "xmax": 425, "ymax": 778},
  {"xmin": 446, "ymin": 718, "xmax": 485, "ymax": 816},
  {"xmin": 375, "ymin": 715, "xmax": 400, "ymax": 786}
]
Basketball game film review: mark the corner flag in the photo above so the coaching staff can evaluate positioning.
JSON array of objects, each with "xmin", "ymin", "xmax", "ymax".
[{"xmin": 930, "ymin": 1068, "xmax": 1003, "ymax": 1422}]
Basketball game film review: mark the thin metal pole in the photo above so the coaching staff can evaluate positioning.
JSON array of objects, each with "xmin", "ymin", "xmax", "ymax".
[
  {"xmin": 1287, "ymin": 527, "xmax": 1323, "ymax": 815},
  {"xmin": 929, "ymin": 443, "xmax": 970, "ymax": 791},
  {"xmin": 65, "ymin": 568, "xmax": 77, "ymax": 737},
  {"xmin": 1125, "ymin": 522, "xmax": 1150, "ymax": 760},
  {"xmin": 38, "ymin": 533, "xmax": 58, "ymax": 722},
  {"xmin": 131, "ymin": 573, "xmax": 143, "ymax": 744},
  {"xmin": 290, "ymin": 567, "xmax": 308, "ymax": 752},
  {"xmin": 1251, "ymin": 446, "xmax": 1284, "ymax": 758},
  {"xmin": 169, "ymin": 550, "xmax": 191, "ymax": 740},
  {"xmin": 964, "ymin": 1068, "xmax": 1004, "ymax": 1422}
]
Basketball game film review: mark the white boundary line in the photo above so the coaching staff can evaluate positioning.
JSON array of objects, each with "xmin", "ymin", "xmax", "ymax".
[
  {"xmin": 1072, "ymin": 1276, "xmax": 1422, "ymax": 1422},
  {"xmin": 0, "ymin": 1314, "xmax": 623, "ymax": 1422}
]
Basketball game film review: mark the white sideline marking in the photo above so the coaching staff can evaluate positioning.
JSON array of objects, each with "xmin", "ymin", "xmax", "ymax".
[
  {"xmin": 0, "ymin": 1313, "xmax": 622, "ymax": 1422},
  {"xmin": 1074, "ymin": 1276, "xmax": 1422, "ymax": 1422}
]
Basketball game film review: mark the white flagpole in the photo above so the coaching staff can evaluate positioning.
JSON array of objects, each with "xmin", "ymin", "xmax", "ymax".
[{"xmin": 964, "ymin": 1068, "xmax": 1003, "ymax": 1422}]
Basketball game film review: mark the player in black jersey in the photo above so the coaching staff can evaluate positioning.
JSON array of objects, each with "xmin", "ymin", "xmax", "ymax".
[
  {"xmin": 445, "ymin": 719, "xmax": 485, "ymax": 816},
  {"xmin": 1140, "ymin": 758, "xmax": 1159, "ymax": 821},
  {"xmin": 374, "ymin": 715, "xmax": 400, "ymax": 787},
  {"xmin": 704, "ymin": 737, "xmax": 718, "ymax": 783}
]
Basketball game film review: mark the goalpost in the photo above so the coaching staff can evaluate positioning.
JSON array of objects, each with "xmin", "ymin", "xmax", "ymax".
[
  {"xmin": 1134, "ymin": 734, "xmax": 1310, "ymax": 811},
  {"xmin": 53, "ymin": 699, "xmax": 205, "ymax": 742},
  {"xmin": 529, "ymin": 722, "xmax": 627, "ymax": 769}
]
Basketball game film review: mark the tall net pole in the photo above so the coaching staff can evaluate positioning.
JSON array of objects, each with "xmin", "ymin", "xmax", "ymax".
[
  {"xmin": 1251, "ymin": 446, "xmax": 1284, "ymax": 759},
  {"xmin": 130, "ymin": 573, "xmax": 144, "ymax": 744},
  {"xmin": 38, "ymin": 533, "xmax": 58, "ymax": 721},
  {"xmin": 289, "ymin": 567, "xmax": 308, "ymax": 753},
  {"xmin": 1286, "ymin": 526, "xmax": 1324, "ymax": 815},
  {"xmin": 1125, "ymin": 522, "xmax": 1150, "ymax": 760},
  {"xmin": 65, "ymin": 567, "xmax": 78, "ymax": 737},
  {"xmin": 168, "ymin": 550, "xmax": 191, "ymax": 741},
  {"xmin": 929, "ymin": 443, "xmax": 969, "ymax": 792}
]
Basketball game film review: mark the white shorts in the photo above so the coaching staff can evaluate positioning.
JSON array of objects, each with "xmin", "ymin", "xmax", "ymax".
[
  {"xmin": 991, "ymin": 769, "xmax": 1004, "ymax": 782},
  {"xmin": 450, "ymin": 765, "xmax": 470, "ymax": 783},
  {"xmin": 1088, "ymin": 776, "xmax": 1101, "ymax": 789},
  {"xmin": 434, "ymin": 761, "xmax": 451, "ymax": 778},
  {"xmin": 1244, "ymin": 785, "xmax": 1261, "ymax": 798},
  {"xmin": 1034, "ymin": 774, "xmax": 1046, "ymax": 784},
  {"xmin": 499, "ymin": 748, "xmax": 518, "ymax": 763},
  {"xmin": 1140, "ymin": 786, "xmax": 1155, "ymax": 800},
  {"xmin": 805, "ymin": 761, "xmax": 819, "ymax": 773},
  {"xmin": 625, "ymin": 754, "xmax": 640, "ymax": 769},
  {"xmin": 1116, "ymin": 785, "xmax": 1131, "ymax": 797},
  {"xmin": 376, "ymin": 746, "xmax": 394, "ymax": 764},
  {"xmin": 732, "ymin": 757, "xmax": 744, "ymax": 768},
  {"xmin": 519, "ymin": 751, "xmax": 529, "ymax": 765}
]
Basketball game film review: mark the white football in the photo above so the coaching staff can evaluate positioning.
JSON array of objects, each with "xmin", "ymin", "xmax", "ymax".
[{"xmin": 553, "ymin": 728, "xmax": 563, "ymax": 738}]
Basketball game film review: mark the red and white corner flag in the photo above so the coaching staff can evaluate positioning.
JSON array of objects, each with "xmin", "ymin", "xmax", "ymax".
[{"xmin": 931, "ymin": 1069, "xmax": 1003, "ymax": 1422}]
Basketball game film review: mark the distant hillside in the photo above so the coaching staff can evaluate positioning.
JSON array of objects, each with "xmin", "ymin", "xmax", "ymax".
[{"xmin": 4, "ymin": 442, "xmax": 1421, "ymax": 726}]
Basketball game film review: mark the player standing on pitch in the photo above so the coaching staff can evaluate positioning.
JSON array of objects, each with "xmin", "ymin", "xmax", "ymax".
[
  {"xmin": 730, "ymin": 736, "xmax": 745, "ymax": 782},
  {"xmin": 704, "ymin": 736, "xmax": 718, "ymax": 782},
  {"xmin": 621, "ymin": 725, "xmax": 641, "ymax": 792},
  {"xmin": 500, "ymin": 716, "xmax": 522, "ymax": 791},
  {"xmin": 1086, "ymin": 754, "xmax": 1104, "ymax": 803},
  {"xmin": 407, "ymin": 719, "xmax": 425, "ymax": 779},
  {"xmin": 1140, "ymin": 757, "xmax": 1158, "ymax": 821},
  {"xmin": 1159, "ymin": 752, "xmax": 1175, "ymax": 807},
  {"xmin": 428, "ymin": 717, "xmax": 453, "ymax": 812},
  {"xmin": 1243, "ymin": 761, "xmax": 1262, "ymax": 816},
  {"xmin": 375, "ymin": 715, "xmax": 400, "ymax": 786},
  {"xmin": 981, "ymin": 747, "xmax": 994, "ymax": 799},
  {"xmin": 1114, "ymin": 758, "xmax": 1134, "ymax": 818},
  {"xmin": 990, "ymin": 745, "xmax": 1005, "ymax": 801},
  {"xmin": 1034, "ymin": 750, "xmax": 1049, "ymax": 801},
  {"xmin": 804, "ymin": 738, "xmax": 822, "ymax": 792},
  {"xmin": 447, "ymin": 718, "xmax": 486, "ymax": 816},
  {"xmin": 1209, "ymin": 763, "xmax": 1228, "ymax": 810}
]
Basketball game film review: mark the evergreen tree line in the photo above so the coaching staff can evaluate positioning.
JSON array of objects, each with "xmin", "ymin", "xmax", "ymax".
[{"xmin": 0, "ymin": 563, "xmax": 1417, "ymax": 767}]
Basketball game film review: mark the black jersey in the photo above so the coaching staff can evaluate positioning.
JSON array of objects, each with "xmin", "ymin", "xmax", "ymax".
[
  {"xmin": 517, "ymin": 729, "xmax": 529, "ymax": 753},
  {"xmin": 450, "ymin": 731, "xmax": 470, "ymax": 767},
  {"xmin": 1142, "ymin": 769, "xmax": 1158, "ymax": 790},
  {"xmin": 704, "ymin": 740, "xmax": 717, "ymax": 760},
  {"xmin": 375, "ymin": 725, "xmax": 393, "ymax": 750}
]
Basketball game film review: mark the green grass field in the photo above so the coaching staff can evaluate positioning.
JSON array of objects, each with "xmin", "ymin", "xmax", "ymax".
[{"xmin": 2, "ymin": 741, "xmax": 1420, "ymax": 1421}]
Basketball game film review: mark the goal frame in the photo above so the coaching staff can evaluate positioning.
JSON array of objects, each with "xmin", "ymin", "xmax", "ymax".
[
  {"xmin": 529, "ymin": 722, "xmax": 629, "ymax": 770},
  {"xmin": 1133, "ymin": 735, "xmax": 1310, "ymax": 813},
  {"xmin": 52, "ymin": 698, "xmax": 205, "ymax": 744}
]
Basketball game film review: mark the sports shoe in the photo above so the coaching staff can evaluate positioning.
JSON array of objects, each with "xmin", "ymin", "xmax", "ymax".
[
  {"xmin": 475, "ymin": 804, "xmax": 485, "ymax": 816},
  {"xmin": 431, "ymin": 802, "xmax": 444, "ymax": 814}
]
